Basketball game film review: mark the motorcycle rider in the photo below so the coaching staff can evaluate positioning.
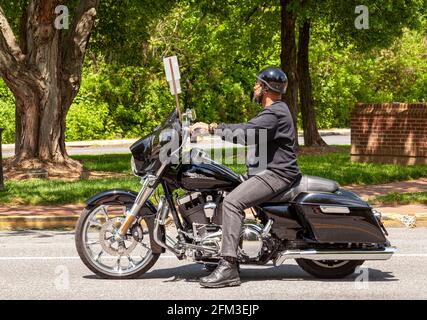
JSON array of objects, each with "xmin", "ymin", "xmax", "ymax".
[{"xmin": 190, "ymin": 67, "xmax": 301, "ymax": 288}]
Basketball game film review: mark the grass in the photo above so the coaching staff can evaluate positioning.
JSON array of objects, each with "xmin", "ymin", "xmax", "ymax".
[
  {"xmin": 298, "ymin": 149, "xmax": 427, "ymax": 186},
  {"xmin": 0, "ymin": 177, "xmax": 140, "ymax": 205},
  {"xmin": 73, "ymin": 154, "xmax": 132, "ymax": 173},
  {"xmin": 1, "ymin": 146, "xmax": 427, "ymax": 205},
  {"xmin": 370, "ymin": 192, "xmax": 427, "ymax": 206},
  {"xmin": 208, "ymin": 146, "xmax": 427, "ymax": 186}
]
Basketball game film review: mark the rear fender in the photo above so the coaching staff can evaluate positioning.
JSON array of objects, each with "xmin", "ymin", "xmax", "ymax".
[{"xmin": 85, "ymin": 189, "xmax": 164, "ymax": 253}]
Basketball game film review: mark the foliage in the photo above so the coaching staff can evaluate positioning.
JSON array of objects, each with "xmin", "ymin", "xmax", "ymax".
[
  {"xmin": 0, "ymin": 1, "xmax": 426, "ymax": 142},
  {"xmin": 66, "ymin": 59, "xmax": 176, "ymax": 141},
  {"xmin": 309, "ymin": 20, "xmax": 427, "ymax": 128},
  {"xmin": 0, "ymin": 80, "xmax": 15, "ymax": 143}
]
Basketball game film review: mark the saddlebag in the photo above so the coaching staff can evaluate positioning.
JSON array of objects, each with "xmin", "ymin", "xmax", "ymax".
[{"xmin": 293, "ymin": 191, "xmax": 387, "ymax": 244}]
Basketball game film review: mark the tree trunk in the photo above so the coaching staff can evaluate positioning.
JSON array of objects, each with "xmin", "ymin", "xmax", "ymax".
[
  {"xmin": 297, "ymin": 21, "xmax": 327, "ymax": 147},
  {"xmin": 0, "ymin": 1, "xmax": 99, "ymax": 178},
  {"xmin": 280, "ymin": 0, "xmax": 299, "ymax": 143}
]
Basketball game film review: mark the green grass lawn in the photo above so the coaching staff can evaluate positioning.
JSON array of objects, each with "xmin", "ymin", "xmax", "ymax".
[
  {"xmin": 217, "ymin": 146, "xmax": 427, "ymax": 185},
  {"xmin": 298, "ymin": 151, "xmax": 427, "ymax": 186},
  {"xmin": 0, "ymin": 177, "xmax": 140, "ymax": 205},
  {"xmin": 74, "ymin": 154, "xmax": 133, "ymax": 173},
  {"xmin": 370, "ymin": 192, "xmax": 427, "ymax": 206},
  {"xmin": 1, "ymin": 147, "xmax": 427, "ymax": 205}
]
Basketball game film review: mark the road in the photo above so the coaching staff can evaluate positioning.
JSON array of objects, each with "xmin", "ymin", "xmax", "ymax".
[
  {"xmin": 0, "ymin": 227, "xmax": 426, "ymax": 300},
  {"xmin": 2, "ymin": 134, "xmax": 350, "ymax": 158}
]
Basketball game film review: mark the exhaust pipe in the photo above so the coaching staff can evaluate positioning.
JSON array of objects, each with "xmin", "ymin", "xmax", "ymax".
[{"xmin": 274, "ymin": 247, "xmax": 397, "ymax": 266}]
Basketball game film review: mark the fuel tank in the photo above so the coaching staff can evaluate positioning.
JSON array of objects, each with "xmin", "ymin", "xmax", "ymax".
[{"xmin": 177, "ymin": 162, "xmax": 241, "ymax": 191}]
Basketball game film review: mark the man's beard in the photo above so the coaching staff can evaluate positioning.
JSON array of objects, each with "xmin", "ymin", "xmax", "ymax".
[{"xmin": 252, "ymin": 92, "xmax": 263, "ymax": 105}]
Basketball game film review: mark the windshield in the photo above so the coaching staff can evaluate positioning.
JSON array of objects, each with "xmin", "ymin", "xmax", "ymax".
[{"xmin": 130, "ymin": 108, "xmax": 195, "ymax": 174}]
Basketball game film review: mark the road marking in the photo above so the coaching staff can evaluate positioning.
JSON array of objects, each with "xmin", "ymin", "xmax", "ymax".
[{"xmin": 0, "ymin": 255, "xmax": 177, "ymax": 261}]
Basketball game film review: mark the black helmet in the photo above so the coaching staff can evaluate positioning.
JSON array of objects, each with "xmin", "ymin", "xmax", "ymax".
[{"xmin": 256, "ymin": 67, "xmax": 288, "ymax": 94}]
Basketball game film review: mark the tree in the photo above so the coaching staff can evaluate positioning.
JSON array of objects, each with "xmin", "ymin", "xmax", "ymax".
[
  {"xmin": 0, "ymin": 0, "xmax": 99, "ymax": 177},
  {"xmin": 282, "ymin": 0, "xmax": 425, "ymax": 146},
  {"xmin": 297, "ymin": 19, "xmax": 326, "ymax": 146},
  {"xmin": 280, "ymin": 0, "xmax": 325, "ymax": 146},
  {"xmin": 280, "ymin": 0, "xmax": 299, "ymax": 141}
]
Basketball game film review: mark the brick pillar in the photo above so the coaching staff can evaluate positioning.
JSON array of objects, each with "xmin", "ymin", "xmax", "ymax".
[{"xmin": 351, "ymin": 103, "xmax": 427, "ymax": 165}]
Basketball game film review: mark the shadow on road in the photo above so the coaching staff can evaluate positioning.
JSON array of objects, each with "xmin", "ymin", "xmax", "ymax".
[{"xmin": 83, "ymin": 263, "xmax": 397, "ymax": 283}]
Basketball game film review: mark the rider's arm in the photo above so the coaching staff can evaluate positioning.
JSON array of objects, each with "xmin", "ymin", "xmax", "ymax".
[{"xmin": 215, "ymin": 109, "xmax": 278, "ymax": 146}]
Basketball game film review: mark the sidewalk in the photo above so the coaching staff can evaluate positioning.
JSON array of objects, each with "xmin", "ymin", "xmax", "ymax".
[{"xmin": 345, "ymin": 178, "xmax": 427, "ymax": 201}]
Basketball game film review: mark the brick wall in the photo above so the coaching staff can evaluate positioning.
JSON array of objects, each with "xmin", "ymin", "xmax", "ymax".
[{"xmin": 351, "ymin": 103, "xmax": 427, "ymax": 165}]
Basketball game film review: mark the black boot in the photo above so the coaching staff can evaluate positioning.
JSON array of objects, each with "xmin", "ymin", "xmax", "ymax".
[{"xmin": 199, "ymin": 257, "xmax": 241, "ymax": 288}]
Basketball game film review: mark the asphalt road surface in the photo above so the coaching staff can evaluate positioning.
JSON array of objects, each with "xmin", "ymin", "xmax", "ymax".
[{"xmin": 0, "ymin": 227, "xmax": 426, "ymax": 300}]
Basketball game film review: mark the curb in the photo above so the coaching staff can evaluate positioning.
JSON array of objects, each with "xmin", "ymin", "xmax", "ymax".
[
  {"xmin": 0, "ymin": 215, "xmax": 80, "ymax": 230},
  {"xmin": 0, "ymin": 215, "xmax": 148, "ymax": 231},
  {"xmin": 0, "ymin": 213, "xmax": 425, "ymax": 231}
]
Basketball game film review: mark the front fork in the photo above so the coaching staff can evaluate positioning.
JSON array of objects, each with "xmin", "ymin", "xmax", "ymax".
[{"xmin": 116, "ymin": 164, "xmax": 166, "ymax": 238}]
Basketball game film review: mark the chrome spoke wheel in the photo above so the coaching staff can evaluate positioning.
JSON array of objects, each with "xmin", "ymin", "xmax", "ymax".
[{"xmin": 81, "ymin": 205, "xmax": 154, "ymax": 277}]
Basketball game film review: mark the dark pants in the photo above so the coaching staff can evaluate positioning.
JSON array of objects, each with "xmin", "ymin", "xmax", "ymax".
[{"xmin": 220, "ymin": 170, "xmax": 293, "ymax": 258}]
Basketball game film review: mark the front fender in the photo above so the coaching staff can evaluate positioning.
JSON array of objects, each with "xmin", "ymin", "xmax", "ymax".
[
  {"xmin": 86, "ymin": 189, "xmax": 157, "ymax": 212},
  {"xmin": 85, "ymin": 189, "xmax": 164, "ymax": 253}
]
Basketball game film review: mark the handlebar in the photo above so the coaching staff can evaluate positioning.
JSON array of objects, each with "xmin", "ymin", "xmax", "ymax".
[{"xmin": 190, "ymin": 127, "xmax": 209, "ymax": 143}]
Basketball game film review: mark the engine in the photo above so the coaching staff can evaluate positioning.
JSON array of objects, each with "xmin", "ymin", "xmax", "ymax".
[{"xmin": 176, "ymin": 192, "xmax": 275, "ymax": 262}]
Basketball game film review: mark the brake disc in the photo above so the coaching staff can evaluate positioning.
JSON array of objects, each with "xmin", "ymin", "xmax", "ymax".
[{"xmin": 99, "ymin": 218, "xmax": 141, "ymax": 256}]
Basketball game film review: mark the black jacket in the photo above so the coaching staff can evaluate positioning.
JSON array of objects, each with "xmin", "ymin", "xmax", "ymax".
[{"xmin": 217, "ymin": 101, "xmax": 300, "ymax": 181}]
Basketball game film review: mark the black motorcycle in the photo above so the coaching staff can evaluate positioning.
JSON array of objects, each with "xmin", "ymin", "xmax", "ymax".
[{"xmin": 75, "ymin": 108, "xmax": 395, "ymax": 279}]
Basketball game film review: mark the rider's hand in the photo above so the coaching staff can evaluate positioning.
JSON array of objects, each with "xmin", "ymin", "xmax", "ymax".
[{"xmin": 190, "ymin": 122, "xmax": 209, "ymax": 134}]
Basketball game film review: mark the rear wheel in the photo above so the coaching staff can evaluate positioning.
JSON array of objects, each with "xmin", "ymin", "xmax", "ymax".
[{"xmin": 296, "ymin": 259, "xmax": 364, "ymax": 279}]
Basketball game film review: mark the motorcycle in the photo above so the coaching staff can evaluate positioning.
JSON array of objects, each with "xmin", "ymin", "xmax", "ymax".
[{"xmin": 75, "ymin": 108, "xmax": 396, "ymax": 279}]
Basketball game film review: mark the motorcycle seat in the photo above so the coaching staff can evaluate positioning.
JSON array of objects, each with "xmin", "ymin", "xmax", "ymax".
[{"xmin": 265, "ymin": 175, "xmax": 340, "ymax": 203}]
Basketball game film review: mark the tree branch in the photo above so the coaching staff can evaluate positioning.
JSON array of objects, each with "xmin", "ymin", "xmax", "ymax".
[
  {"xmin": 0, "ymin": 5, "xmax": 25, "ymax": 75},
  {"xmin": 61, "ymin": 0, "xmax": 99, "ymax": 105}
]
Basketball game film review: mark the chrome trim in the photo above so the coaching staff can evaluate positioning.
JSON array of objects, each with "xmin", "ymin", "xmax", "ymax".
[
  {"xmin": 152, "ymin": 200, "xmax": 181, "ymax": 257},
  {"xmin": 274, "ymin": 247, "xmax": 397, "ymax": 266},
  {"xmin": 372, "ymin": 208, "xmax": 382, "ymax": 221},
  {"xmin": 240, "ymin": 224, "xmax": 263, "ymax": 259},
  {"xmin": 157, "ymin": 196, "xmax": 169, "ymax": 225},
  {"xmin": 117, "ymin": 163, "xmax": 167, "ymax": 236},
  {"xmin": 319, "ymin": 206, "xmax": 350, "ymax": 214},
  {"xmin": 203, "ymin": 202, "xmax": 217, "ymax": 220},
  {"xmin": 183, "ymin": 243, "xmax": 218, "ymax": 253},
  {"xmin": 262, "ymin": 219, "xmax": 273, "ymax": 237},
  {"xmin": 130, "ymin": 156, "xmax": 138, "ymax": 176}
]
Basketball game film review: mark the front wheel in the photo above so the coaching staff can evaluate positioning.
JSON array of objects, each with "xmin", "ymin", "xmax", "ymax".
[
  {"xmin": 75, "ymin": 205, "xmax": 160, "ymax": 279},
  {"xmin": 296, "ymin": 259, "xmax": 364, "ymax": 279}
]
